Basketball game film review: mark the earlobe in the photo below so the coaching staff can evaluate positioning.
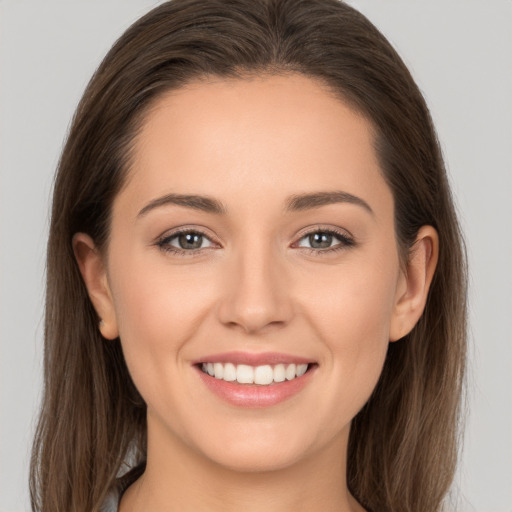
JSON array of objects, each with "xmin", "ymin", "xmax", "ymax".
[
  {"xmin": 72, "ymin": 233, "xmax": 119, "ymax": 340},
  {"xmin": 389, "ymin": 225, "xmax": 439, "ymax": 342}
]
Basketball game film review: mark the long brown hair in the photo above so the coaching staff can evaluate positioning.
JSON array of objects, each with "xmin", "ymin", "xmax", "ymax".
[{"xmin": 30, "ymin": 1, "xmax": 467, "ymax": 511}]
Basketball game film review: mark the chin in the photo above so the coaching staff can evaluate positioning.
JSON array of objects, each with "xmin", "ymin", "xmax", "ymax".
[
  {"xmin": 204, "ymin": 442, "xmax": 308, "ymax": 474},
  {"xmin": 188, "ymin": 420, "xmax": 325, "ymax": 474}
]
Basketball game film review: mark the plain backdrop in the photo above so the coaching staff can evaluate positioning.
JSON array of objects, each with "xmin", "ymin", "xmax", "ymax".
[{"xmin": 1, "ymin": 1, "xmax": 511, "ymax": 511}]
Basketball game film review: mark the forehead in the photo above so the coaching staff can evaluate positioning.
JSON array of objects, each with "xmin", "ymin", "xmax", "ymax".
[{"xmin": 121, "ymin": 73, "xmax": 392, "ymax": 218}]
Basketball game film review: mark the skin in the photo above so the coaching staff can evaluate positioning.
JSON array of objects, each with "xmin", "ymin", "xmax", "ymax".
[{"xmin": 74, "ymin": 73, "xmax": 438, "ymax": 512}]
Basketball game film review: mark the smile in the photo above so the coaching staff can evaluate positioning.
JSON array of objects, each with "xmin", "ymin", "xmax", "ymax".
[
  {"xmin": 200, "ymin": 362, "xmax": 309, "ymax": 385},
  {"xmin": 194, "ymin": 352, "xmax": 317, "ymax": 408}
]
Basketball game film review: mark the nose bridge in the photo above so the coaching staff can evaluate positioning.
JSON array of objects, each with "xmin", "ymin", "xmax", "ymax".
[{"xmin": 217, "ymin": 234, "xmax": 292, "ymax": 334}]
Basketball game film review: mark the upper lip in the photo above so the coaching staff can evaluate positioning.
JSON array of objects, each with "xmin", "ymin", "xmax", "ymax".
[{"xmin": 192, "ymin": 351, "xmax": 315, "ymax": 366}]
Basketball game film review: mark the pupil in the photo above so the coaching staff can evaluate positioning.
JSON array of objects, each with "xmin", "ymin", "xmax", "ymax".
[
  {"xmin": 309, "ymin": 232, "xmax": 332, "ymax": 249},
  {"xmin": 179, "ymin": 233, "xmax": 202, "ymax": 249}
]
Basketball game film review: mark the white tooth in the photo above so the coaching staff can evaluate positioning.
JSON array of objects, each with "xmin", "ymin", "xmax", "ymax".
[
  {"xmin": 202, "ymin": 363, "xmax": 208, "ymax": 373},
  {"xmin": 254, "ymin": 365, "xmax": 273, "ymax": 385},
  {"xmin": 285, "ymin": 364, "xmax": 296, "ymax": 380},
  {"xmin": 213, "ymin": 362, "xmax": 224, "ymax": 379},
  {"xmin": 296, "ymin": 364, "xmax": 308, "ymax": 377},
  {"xmin": 273, "ymin": 364, "xmax": 286, "ymax": 383},
  {"xmin": 207, "ymin": 362, "xmax": 215, "ymax": 376},
  {"xmin": 223, "ymin": 362, "xmax": 236, "ymax": 381},
  {"xmin": 236, "ymin": 364, "xmax": 254, "ymax": 384}
]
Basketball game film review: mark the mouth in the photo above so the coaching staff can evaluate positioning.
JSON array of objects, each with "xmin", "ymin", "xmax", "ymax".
[
  {"xmin": 194, "ymin": 352, "xmax": 317, "ymax": 408},
  {"xmin": 199, "ymin": 362, "xmax": 312, "ymax": 385}
]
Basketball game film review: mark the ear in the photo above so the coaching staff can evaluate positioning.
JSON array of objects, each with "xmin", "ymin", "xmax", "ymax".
[
  {"xmin": 72, "ymin": 233, "xmax": 119, "ymax": 340},
  {"xmin": 389, "ymin": 225, "xmax": 439, "ymax": 342}
]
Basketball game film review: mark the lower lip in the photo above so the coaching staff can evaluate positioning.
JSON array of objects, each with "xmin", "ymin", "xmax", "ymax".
[{"xmin": 195, "ymin": 366, "xmax": 316, "ymax": 408}]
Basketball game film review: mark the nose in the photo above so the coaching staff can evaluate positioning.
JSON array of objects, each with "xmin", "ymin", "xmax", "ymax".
[{"xmin": 216, "ymin": 243, "xmax": 294, "ymax": 335}]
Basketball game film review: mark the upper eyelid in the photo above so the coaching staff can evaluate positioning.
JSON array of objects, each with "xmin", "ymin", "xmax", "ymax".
[
  {"xmin": 157, "ymin": 226, "xmax": 217, "ymax": 242},
  {"xmin": 293, "ymin": 230, "xmax": 352, "ymax": 248},
  {"xmin": 293, "ymin": 225, "xmax": 354, "ymax": 241},
  {"xmin": 157, "ymin": 226, "xmax": 350, "ymax": 237}
]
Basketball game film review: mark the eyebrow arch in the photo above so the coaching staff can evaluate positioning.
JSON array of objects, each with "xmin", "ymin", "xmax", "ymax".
[
  {"xmin": 137, "ymin": 193, "xmax": 227, "ymax": 217},
  {"xmin": 285, "ymin": 191, "xmax": 374, "ymax": 215},
  {"xmin": 137, "ymin": 190, "xmax": 373, "ymax": 218}
]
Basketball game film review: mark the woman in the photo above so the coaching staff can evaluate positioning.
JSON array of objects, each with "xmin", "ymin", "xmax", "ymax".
[{"xmin": 30, "ymin": 1, "xmax": 467, "ymax": 511}]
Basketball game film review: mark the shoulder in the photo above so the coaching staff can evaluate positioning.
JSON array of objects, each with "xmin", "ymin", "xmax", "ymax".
[{"xmin": 99, "ymin": 487, "xmax": 120, "ymax": 512}]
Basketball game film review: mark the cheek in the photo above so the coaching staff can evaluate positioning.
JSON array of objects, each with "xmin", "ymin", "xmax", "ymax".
[
  {"xmin": 107, "ymin": 253, "xmax": 217, "ymax": 402},
  {"xmin": 301, "ymin": 257, "xmax": 398, "ymax": 412},
  {"xmin": 304, "ymin": 255, "xmax": 398, "ymax": 342},
  {"xmin": 111, "ymin": 251, "xmax": 214, "ymax": 336}
]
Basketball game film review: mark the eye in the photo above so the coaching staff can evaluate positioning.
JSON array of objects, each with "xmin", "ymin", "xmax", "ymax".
[
  {"xmin": 157, "ymin": 229, "xmax": 215, "ymax": 253},
  {"xmin": 295, "ymin": 229, "xmax": 354, "ymax": 252}
]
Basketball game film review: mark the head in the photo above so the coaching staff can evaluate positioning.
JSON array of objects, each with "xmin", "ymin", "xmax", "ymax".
[{"xmin": 31, "ymin": 1, "xmax": 467, "ymax": 512}]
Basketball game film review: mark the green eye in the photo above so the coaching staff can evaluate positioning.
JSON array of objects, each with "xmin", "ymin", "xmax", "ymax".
[
  {"xmin": 174, "ymin": 232, "xmax": 206, "ymax": 250},
  {"xmin": 296, "ymin": 230, "xmax": 354, "ymax": 251},
  {"xmin": 158, "ymin": 230, "xmax": 214, "ymax": 253},
  {"xmin": 307, "ymin": 232, "xmax": 334, "ymax": 249}
]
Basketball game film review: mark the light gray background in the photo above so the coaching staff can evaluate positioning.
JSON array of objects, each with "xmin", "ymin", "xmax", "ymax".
[{"xmin": 1, "ymin": 1, "xmax": 511, "ymax": 511}]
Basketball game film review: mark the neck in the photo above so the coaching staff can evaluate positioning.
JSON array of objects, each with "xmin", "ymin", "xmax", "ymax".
[{"xmin": 120, "ymin": 415, "xmax": 365, "ymax": 512}]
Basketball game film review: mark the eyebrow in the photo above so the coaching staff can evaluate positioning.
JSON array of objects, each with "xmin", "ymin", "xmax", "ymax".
[
  {"xmin": 285, "ymin": 191, "xmax": 374, "ymax": 215},
  {"xmin": 137, "ymin": 190, "xmax": 373, "ymax": 218},
  {"xmin": 137, "ymin": 193, "xmax": 227, "ymax": 217}
]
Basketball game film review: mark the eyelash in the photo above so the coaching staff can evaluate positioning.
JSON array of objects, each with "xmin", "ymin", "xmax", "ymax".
[
  {"xmin": 155, "ymin": 228, "xmax": 216, "ymax": 257},
  {"xmin": 294, "ymin": 228, "xmax": 355, "ymax": 255},
  {"xmin": 155, "ymin": 227, "xmax": 355, "ymax": 257}
]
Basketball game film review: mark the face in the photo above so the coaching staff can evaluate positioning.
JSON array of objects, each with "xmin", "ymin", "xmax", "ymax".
[{"xmin": 94, "ymin": 74, "xmax": 410, "ymax": 472}]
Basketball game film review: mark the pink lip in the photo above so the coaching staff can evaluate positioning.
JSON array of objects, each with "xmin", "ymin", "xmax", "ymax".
[
  {"xmin": 194, "ymin": 360, "xmax": 317, "ymax": 409},
  {"xmin": 192, "ymin": 351, "xmax": 313, "ymax": 366}
]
